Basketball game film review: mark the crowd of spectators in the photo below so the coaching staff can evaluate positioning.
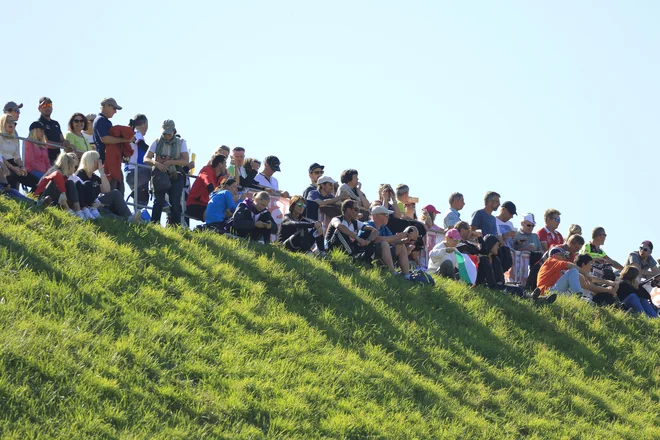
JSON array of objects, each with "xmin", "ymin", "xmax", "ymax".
[{"xmin": 2, "ymin": 97, "xmax": 659, "ymax": 319}]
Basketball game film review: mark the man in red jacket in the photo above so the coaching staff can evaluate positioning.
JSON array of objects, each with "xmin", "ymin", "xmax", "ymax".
[{"xmin": 186, "ymin": 153, "xmax": 227, "ymax": 221}]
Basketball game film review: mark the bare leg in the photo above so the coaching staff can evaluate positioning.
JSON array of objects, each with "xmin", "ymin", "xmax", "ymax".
[
  {"xmin": 379, "ymin": 241, "xmax": 396, "ymax": 273},
  {"xmin": 395, "ymin": 243, "xmax": 410, "ymax": 275}
]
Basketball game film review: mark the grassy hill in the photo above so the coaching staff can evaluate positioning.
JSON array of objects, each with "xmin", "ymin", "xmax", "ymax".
[{"xmin": 1, "ymin": 196, "xmax": 659, "ymax": 439}]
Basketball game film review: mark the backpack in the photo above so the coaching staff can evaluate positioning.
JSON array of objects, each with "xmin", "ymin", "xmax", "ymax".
[{"xmin": 409, "ymin": 269, "xmax": 435, "ymax": 285}]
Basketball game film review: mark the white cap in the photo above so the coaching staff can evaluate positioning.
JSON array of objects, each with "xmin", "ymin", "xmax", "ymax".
[
  {"xmin": 523, "ymin": 213, "xmax": 536, "ymax": 225},
  {"xmin": 317, "ymin": 175, "xmax": 336, "ymax": 185},
  {"xmin": 371, "ymin": 206, "xmax": 394, "ymax": 215}
]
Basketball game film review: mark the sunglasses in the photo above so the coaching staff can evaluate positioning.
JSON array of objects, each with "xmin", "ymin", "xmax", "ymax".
[
  {"xmin": 73, "ymin": 119, "xmax": 85, "ymax": 123},
  {"xmin": 10, "ymin": 108, "xmax": 20, "ymax": 114},
  {"xmin": 640, "ymin": 247, "xmax": 650, "ymax": 252},
  {"xmin": 295, "ymin": 202, "xmax": 306, "ymax": 208},
  {"xmin": 40, "ymin": 102, "xmax": 53, "ymax": 109},
  {"xmin": 312, "ymin": 170, "xmax": 324, "ymax": 175},
  {"xmin": 524, "ymin": 223, "xmax": 534, "ymax": 227},
  {"xmin": 553, "ymin": 217, "xmax": 561, "ymax": 222}
]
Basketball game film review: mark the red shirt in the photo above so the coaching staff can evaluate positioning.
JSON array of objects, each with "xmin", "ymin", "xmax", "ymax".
[
  {"xmin": 537, "ymin": 227, "xmax": 564, "ymax": 249},
  {"xmin": 35, "ymin": 170, "xmax": 66, "ymax": 196},
  {"xmin": 187, "ymin": 165, "xmax": 222, "ymax": 208},
  {"xmin": 537, "ymin": 259, "xmax": 570, "ymax": 293}
]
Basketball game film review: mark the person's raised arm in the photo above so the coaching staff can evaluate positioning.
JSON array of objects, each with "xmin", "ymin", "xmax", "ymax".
[
  {"xmin": 604, "ymin": 255, "xmax": 624, "ymax": 271},
  {"xmin": 97, "ymin": 160, "xmax": 111, "ymax": 193}
]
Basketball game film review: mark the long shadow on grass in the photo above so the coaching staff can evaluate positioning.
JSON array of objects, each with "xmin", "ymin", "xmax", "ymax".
[{"xmin": 0, "ymin": 232, "xmax": 70, "ymax": 284}]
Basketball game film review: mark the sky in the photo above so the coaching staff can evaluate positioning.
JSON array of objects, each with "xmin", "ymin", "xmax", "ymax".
[{"xmin": 7, "ymin": 0, "xmax": 659, "ymax": 263}]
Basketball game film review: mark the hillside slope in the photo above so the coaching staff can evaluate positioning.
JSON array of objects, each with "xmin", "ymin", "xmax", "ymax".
[{"xmin": 1, "ymin": 197, "xmax": 659, "ymax": 439}]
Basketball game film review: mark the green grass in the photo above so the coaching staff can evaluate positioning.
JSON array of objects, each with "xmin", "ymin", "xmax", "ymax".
[{"xmin": 1, "ymin": 196, "xmax": 659, "ymax": 439}]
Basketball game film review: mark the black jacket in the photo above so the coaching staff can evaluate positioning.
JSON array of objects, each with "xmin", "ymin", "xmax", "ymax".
[
  {"xmin": 475, "ymin": 234, "xmax": 506, "ymax": 289},
  {"xmin": 277, "ymin": 214, "xmax": 315, "ymax": 243}
]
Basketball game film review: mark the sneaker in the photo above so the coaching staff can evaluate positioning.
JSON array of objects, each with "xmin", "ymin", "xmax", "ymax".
[
  {"xmin": 531, "ymin": 287, "xmax": 542, "ymax": 300},
  {"xmin": 73, "ymin": 210, "xmax": 86, "ymax": 219},
  {"xmin": 82, "ymin": 207, "xmax": 94, "ymax": 220},
  {"xmin": 37, "ymin": 195, "xmax": 53, "ymax": 207},
  {"xmin": 536, "ymin": 293, "xmax": 557, "ymax": 306},
  {"xmin": 89, "ymin": 207, "xmax": 101, "ymax": 219},
  {"xmin": 91, "ymin": 199, "xmax": 102, "ymax": 209}
]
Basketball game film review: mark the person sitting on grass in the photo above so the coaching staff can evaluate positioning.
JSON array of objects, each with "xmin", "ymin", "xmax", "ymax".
[
  {"xmin": 428, "ymin": 228, "xmax": 462, "ymax": 279},
  {"xmin": 34, "ymin": 152, "xmax": 85, "ymax": 219},
  {"xmin": 231, "ymin": 191, "xmax": 277, "ymax": 244},
  {"xmin": 325, "ymin": 199, "xmax": 378, "ymax": 261},
  {"xmin": 277, "ymin": 195, "xmax": 326, "ymax": 254},
  {"xmin": 186, "ymin": 153, "xmax": 227, "ymax": 221},
  {"xmin": 575, "ymin": 254, "xmax": 619, "ymax": 306},
  {"xmin": 74, "ymin": 151, "xmax": 134, "ymax": 220},
  {"xmin": 514, "ymin": 214, "xmax": 543, "ymax": 253},
  {"xmin": 475, "ymin": 234, "xmax": 524, "ymax": 297},
  {"xmin": 205, "ymin": 178, "xmax": 243, "ymax": 233},
  {"xmin": 626, "ymin": 241, "xmax": 660, "ymax": 280},
  {"xmin": 365, "ymin": 205, "xmax": 411, "ymax": 279},
  {"xmin": 617, "ymin": 266, "xmax": 657, "ymax": 318},
  {"xmin": 537, "ymin": 247, "xmax": 588, "ymax": 296}
]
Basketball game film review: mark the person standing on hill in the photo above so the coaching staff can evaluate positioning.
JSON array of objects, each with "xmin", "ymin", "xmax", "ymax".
[
  {"xmin": 471, "ymin": 191, "xmax": 500, "ymax": 237},
  {"xmin": 537, "ymin": 209, "xmax": 563, "ymax": 252},
  {"xmin": 93, "ymin": 97, "xmax": 128, "ymax": 162},
  {"xmin": 303, "ymin": 162, "xmax": 324, "ymax": 198},
  {"xmin": 125, "ymin": 114, "xmax": 150, "ymax": 207},
  {"xmin": 37, "ymin": 97, "xmax": 72, "ymax": 164}
]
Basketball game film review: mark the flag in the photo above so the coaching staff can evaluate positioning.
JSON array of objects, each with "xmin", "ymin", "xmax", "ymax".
[{"xmin": 456, "ymin": 252, "xmax": 477, "ymax": 285}]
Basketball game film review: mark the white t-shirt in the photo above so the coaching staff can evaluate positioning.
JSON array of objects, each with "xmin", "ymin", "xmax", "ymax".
[
  {"xmin": 330, "ymin": 217, "xmax": 364, "ymax": 235},
  {"xmin": 126, "ymin": 131, "xmax": 144, "ymax": 171},
  {"xmin": 495, "ymin": 217, "xmax": 515, "ymax": 248},
  {"xmin": 255, "ymin": 173, "xmax": 279, "ymax": 190}
]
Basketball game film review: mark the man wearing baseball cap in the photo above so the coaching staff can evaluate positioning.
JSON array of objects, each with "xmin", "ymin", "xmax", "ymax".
[
  {"xmin": 365, "ymin": 205, "xmax": 412, "ymax": 279},
  {"xmin": 306, "ymin": 175, "xmax": 346, "ymax": 221},
  {"xmin": 495, "ymin": 201, "xmax": 517, "ymax": 249},
  {"xmin": 514, "ymin": 213, "xmax": 544, "ymax": 253},
  {"xmin": 93, "ymin": 97, "xmax": 128, "ymax": 162},
  {"xmin": 37, "ymin": 97, "xmax": 72, "ymax": 164},
  {"xmin": 303, "ymin": 162, "xmax": 324, "ymax": 198},
  {"xmin": 255, "ymin": 155, "xmax": 289, "ymax": 198}
]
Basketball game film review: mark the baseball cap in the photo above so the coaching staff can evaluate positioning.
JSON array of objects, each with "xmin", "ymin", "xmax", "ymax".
[
  {"xmin": 549, "ymin": 247, "xmax": 569, "ymax": 257},
  {"xmin": 422, "ymin": 204, "xmax": 440, "ymax": 215},
  {"xmin": 161, "ymin": 119, "xmax": 176, "ymax": 135},
  {"xmin": 371, "ymin": 206, "xmax": 393, "ymax": 215},
  {"xmin": 39, "ymin": 97, "xmax": 52, "ymax": 106},
  {"xmin": 266, "ymin": 155, "xmax": 281, "ymax": 172},
  {"xmin": 445, "ymin": 228, "xmax": 461, "ymax": 240},
  {"xmin": 29, "ymin": 121, "xmax": 45, "ymax": 131},
  {"xmin": 86, "ymin": 113, "xmax": 96, "ymax": 121},
  {"xmin": 3, "ymin": 101, "xmax": 23, "ymax": 112},
  {"xmin": 308, "ymin": 162, "xmax": 324, "ymax": 173},
  {"xmin": 100, "ymin": 97, "xmax": 122, "ymax": 110},
  {"xmin": 317, "ymin": 175, "xmax": 336, "ymax": 185},
  {"xmin": 523, "ymin": 213, "xmax": 536, "ymax": 225},
  {"xmin": 502, "ymin": 201, "xmax": 517, "ymax": 215}
]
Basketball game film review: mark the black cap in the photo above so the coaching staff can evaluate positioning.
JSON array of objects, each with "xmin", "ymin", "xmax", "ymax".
[
  {"xmin": 39, "ymin": 97, "xmax": 52, "ymax": 105},
  {"xmin": 308, "ymin": 162, "xmax": 324, "ymax": 173},
  {"xmin": 502, "ymin": 201, "xmax": 517, "ymax": 215},
  {"xmin": 266, "ymin": 155, "xmax": 281, "ymax": 172},
  {"xmin": 29, "ymin": 121, "xmax": 45, "ymax": 131}
]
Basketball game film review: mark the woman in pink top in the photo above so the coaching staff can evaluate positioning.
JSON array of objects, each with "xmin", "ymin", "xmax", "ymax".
[{"xmin": 24, "ymin": 121, "xmax": 51, "ymax": 180}]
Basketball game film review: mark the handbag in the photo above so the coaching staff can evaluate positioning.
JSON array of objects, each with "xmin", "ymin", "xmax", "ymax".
[{"xmin": 151, "ymin": 167, "xmax": 172, "ymax": 192}]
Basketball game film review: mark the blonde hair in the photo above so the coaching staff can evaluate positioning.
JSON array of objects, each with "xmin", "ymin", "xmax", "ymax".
[
  {"xmin": 0, "ymin": 114, "xmax": 15, "ymax": 135},
  {"xmin": 78, "ymin": 150, "xmax": 100, "ymax": 176},
  {"xmin": 28, "ymin": 127, "xmax": 47, "ymax": 143},
  {"xmin": 48, "ymin": 151, "xmax": 77, "ymax": 177}
]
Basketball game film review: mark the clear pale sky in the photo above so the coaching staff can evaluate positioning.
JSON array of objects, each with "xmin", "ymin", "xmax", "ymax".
[{"xmin": 8, "ymin": 0, "xmax": 659, "ymax": 263}]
